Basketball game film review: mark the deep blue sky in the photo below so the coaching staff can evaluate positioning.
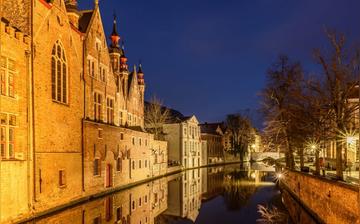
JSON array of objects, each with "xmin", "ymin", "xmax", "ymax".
[{"xmin": 78, "ymin": 0, "xmax": 360, "ymax": 124}]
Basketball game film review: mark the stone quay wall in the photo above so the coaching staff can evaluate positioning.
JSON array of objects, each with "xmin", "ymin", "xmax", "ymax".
[{"xmin": 281, "ymin": 170, "xmax": 359, "ymax": 224}]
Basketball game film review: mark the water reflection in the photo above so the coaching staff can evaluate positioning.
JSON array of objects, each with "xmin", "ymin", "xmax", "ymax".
[{"xmin": 23, "ymin": 163, "xmax": 312, "ymax": 224}]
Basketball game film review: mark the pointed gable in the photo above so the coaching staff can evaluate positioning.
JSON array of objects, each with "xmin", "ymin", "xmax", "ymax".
[{"xmin": 128, "ymin": 66, "xmax": 139, "ymax": 97}]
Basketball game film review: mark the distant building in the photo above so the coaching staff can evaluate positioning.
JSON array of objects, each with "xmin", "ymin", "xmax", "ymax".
[
  {"xmin": 163, "ymin": 115, "xmax": 201, "ymax": 169},
  {"xmin": 200, "ymin": 123, "xmax": 224, "ymax": 165}
]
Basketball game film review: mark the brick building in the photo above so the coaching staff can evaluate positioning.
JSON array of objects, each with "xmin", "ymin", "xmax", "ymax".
[
  {"xmin": 0, "ymin": 0, "xmax": 167, "ymax": 222},
  {"xmin": 199, "ymin": 123, "xmax": 224, "ymax": 165}
]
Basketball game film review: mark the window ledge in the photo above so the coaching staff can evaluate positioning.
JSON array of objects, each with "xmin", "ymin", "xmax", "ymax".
[{"xmin": 52, "ymin": 100, "xmax": 69, "ymax": 107}]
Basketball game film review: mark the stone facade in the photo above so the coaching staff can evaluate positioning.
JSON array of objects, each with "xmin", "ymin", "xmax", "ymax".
[
  {"xmin": 0, "ymin": 0, "xmax": 167, "ymax": 222},
  {"xmin": 0, "ymin": 20, "xmax": 31, "ymax": 223},
  {"xmin": 163, "ymin": 115, "xmax": 201, "ymax": 169},
  {"xmin": 281, "ymin": 170, "xmax": 359, "ymax": 224}
]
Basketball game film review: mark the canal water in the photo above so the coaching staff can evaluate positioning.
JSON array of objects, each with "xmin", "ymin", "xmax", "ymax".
[{"xmin": 24, "ymin": 164, "xmax": 316, "ymax": 224}]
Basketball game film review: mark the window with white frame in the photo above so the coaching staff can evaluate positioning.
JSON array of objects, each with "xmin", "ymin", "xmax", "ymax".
[
  {"xmin": 51, "ymin": 41, "xmax": 68, "ymax": 104},
  {"xmin": 0, "ymin": 56, "xmax": 15, "ymax": 97},
  {"xmin": 0, "ymin": 113, "xmax": 16, "ymax": 159}
]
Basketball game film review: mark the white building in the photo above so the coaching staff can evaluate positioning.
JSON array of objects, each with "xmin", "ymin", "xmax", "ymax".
[{"xmin": 163, "ymin": 115, "xmax": 202, "ymax": 169}]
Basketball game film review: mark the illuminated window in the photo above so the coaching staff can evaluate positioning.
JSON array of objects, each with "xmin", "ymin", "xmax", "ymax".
[
  {"xmin": 0, "ymin": 56, "xmax": 15, "ymax": 97},
  {"xmin": 51, "ymin": 41, "xmax": 67, "ymax": 103}
]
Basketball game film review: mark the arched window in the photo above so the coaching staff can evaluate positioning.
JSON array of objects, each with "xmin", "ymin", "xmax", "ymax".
[{"xmin": 51, "ymin": 41, "xmax": 67, "ymax": 103}]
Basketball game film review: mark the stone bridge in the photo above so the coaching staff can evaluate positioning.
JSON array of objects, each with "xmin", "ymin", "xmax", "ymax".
[{"xmin": 251, "ymin": 152, "xmax": 285, "ymax": 161}]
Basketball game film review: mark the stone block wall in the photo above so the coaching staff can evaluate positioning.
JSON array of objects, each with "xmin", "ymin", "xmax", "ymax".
[{"xmin": 281, "ymin": 170, "xmax": 359, "ymax": 224}]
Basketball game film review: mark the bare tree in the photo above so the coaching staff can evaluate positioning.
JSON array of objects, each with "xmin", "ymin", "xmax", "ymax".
[
  {"xmin": 261, "ymin": 55, "xmax": 304, "ymax": 169},
  {"xmin": 144, "ymin": 96, "xmax": 170, "ymax": 140},
  {"xmin": 226, "ymin": 113, "xmax": 253, "ymax": 165},
  {"xmin": 257, "ymin": 204, "xmax": 288, "ymax": 224},
  {"xmin": 312, "ymin": 30, "xmax": 360, "ymax": 179}
]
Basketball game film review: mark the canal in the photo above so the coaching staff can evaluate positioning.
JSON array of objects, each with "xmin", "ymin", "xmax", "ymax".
[{"xmin": 23, "ymin": 164, "xmax": 316, "ymax": 224}]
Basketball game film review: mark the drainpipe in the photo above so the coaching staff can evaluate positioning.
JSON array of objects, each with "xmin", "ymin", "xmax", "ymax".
[
  {"xmin": 25, "ymin": 48, "xmax": 32, "ymax": 213},
  {"xmin": 30, "ymin": 0, "xmax": 37, "ymax": 205},
  {"xmin": 81, "ymin": 36, "xmax": 86, "ymax": 192},
  {"xmin": 0, "ymin": 0, "xmax": 2, "ymax": 220}
]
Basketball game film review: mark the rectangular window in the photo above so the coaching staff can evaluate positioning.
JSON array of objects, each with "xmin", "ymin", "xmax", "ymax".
[
  {"xmin": 106, "ymin": 98, "xmax": 114, "ymax": 124},
  {"xmin": 93, "ymin": 217, "xmax": 100, "ymax": 224},
  {"xmin": 8, "ymin": 128, "xmax": 14, "ymax": 158},
  {"xmin": 94, "ymin": 92, "xmax": 102, "ymax": 121},
  {"xmin": 116, "ymin": 158, "xmax": 122, "ymax": 172},
  {"xmin": 94, "ymin": 159, "xmax": 101, "ymax": 176},
  {"xmin": 119, "ymin": 111, "xmax": 123, "ymax": 125},
  {"xmin": 91, "ymin": 61, "xmax": 95, "ymax": 77},
  {"xmin": 116, "ymin": 207, "xmax": 122, "ymax": 221},
  {"xmin": 120, "ymin": 133, "xmax": 124, "ymax": 140},
  {"xmin": 0, "ymin": 56, "xmax": 16, "ymax": 97},
  {"xmin": 59, "ymin": 170, "xmax": 66, "ymax": 187},
  {"xmin": 0, "ymin": 69, "xmax": 6, "ymax": 95},
  {"xmin": 0, "ymin": 113, "xmax": 16, "ymax": 159},
  {"xmin": 139, "ymin": 160, "xmax": 142, "ymax": 169},
  {"xmin": 8, "ymin": 72, "xmax": 14, "ymax": 97},
  {"xmin": 0, "ymin": 126, "xmax": 6, "ymax": 158}
]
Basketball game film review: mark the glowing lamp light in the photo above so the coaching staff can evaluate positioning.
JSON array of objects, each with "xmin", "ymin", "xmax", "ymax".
[
  {"xmin": 346, "ymin": 136, "xmax": 356, "ymax": 145},
  {"xmin": 251, "ymin": 144, "xmax": 256, "ymax": 149},
  {"xmin": 310, "ymin": 144, "xmax": 316, "ymax": 150},
  {"xmin": 277, "ymin": 173, "xmax": 283, "ymax": 179},
  {"xmin": 250, "ymin": 172, "xmax": 256, "ymax": 179}
]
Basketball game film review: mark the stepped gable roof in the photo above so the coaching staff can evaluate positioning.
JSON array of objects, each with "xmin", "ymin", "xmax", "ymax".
[{"xmin": 78, "ymin": 10, "xmax": 93, "ymax": 33}]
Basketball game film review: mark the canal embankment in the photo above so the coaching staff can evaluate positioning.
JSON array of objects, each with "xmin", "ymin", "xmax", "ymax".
[{"xmin": 280, "ymin": 170, "xmax": 359, "ymax": 224}]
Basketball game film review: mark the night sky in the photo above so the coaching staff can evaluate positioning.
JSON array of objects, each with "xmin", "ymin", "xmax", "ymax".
[{"xmin": 78, "ymin": 0, "xmax": 360, "ymax": 126}]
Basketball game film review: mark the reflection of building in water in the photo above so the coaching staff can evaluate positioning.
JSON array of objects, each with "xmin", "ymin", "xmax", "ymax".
[
  {"xmin": 162, "ymin": 169, "xmax": 202, "ymax": 223},
  {"xmin": 33, "ymin": 177, "xmax": 168, "ymax": 224},
  {"xmin": 202, "ymin": 167, "xmax": 224, "ymax": 200}
]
